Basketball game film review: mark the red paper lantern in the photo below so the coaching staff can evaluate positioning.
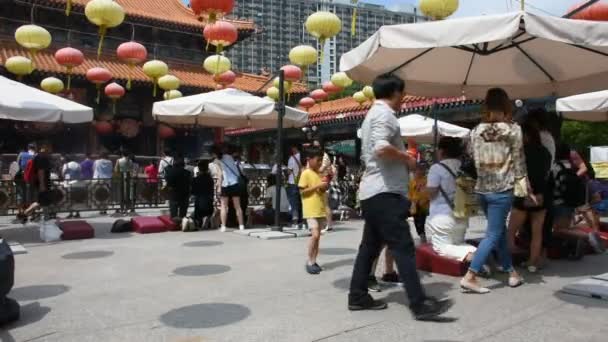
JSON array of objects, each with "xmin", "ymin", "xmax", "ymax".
[
  {"xmin": 310, "ymin": 89, "xmax": 328, "ymax": 102},
  {"xmin": 95, "ymin": 121, "xmax": 113, "ymax": 135},
  {"xmin": 322, "ymin": 81, "xmax": 342, "ymax": 95},
  {"xmin": 203, "ymin": 20, "xmax": 238, "ymax": 53},
  {"xmin": 190, "ymin": 0, "xmax": 235, "ymax": 22},
  {"xmin": 86, "ymin": 67, "xmax": 112, "ymax": 103},
  {"xmin": 280, "ymin": 65, "xmax": 303, "ymax": 82},
  {"xmin": 158, "ymin": 124, "xmax": 176, "ymax": 139},
  {"xmin": 569, "ymin": 2, "xmax": 608, "ymax": 20},
  {"xmin": 104, "ymin": 82, "xmax": 125, "ymax": 114},
  {"xmin": 299, "ymin": 97, "xmax": 316, "ymax": 110},
  {"xmin": 116, "ymin": 41, "xmax": 147, "ymax": 90},
  {"xmin": 54, "ymin": 47, "xmax": 84, "ymax": 90},
  {"xmin": 214, "ymin": 70, "xmax": 236, "ymax": 86}
]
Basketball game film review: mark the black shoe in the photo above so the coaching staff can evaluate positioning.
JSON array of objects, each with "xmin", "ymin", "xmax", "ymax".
[
  {"xmin": 411, "ymin": 297, "xmax": 454, "ymax": 321},
  {"xmin": 568, "ymin": 239, "xmax": 586, "ymax": 260},
  {"xmin": 348, "ymin": 297, "xmax": 388, "ymax": 311},
  {"xmin": 381, "ymin": 272, "xmax": 400, "ymax": 283},
  {"xmin": 74, "ymin": 212, "xmax": 81, "ymax": 219},
  {"xmin": 313, "ymin": 263, "xmax": 323, "ymax": 272},
  {"xmin": 306, "ymin": 263, "xmax": 321, "ymax": 275},
  {"xmin": 367, "ymin": 277, "xmax": 381, "ymax": 292}
]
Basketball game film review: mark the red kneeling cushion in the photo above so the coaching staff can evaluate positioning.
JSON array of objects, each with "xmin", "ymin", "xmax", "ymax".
[
  {"xmin": 158, "ymin": 215, "xmax": 179, "ymax": 231},
  {"xmin": 58, "ymin": 220, "xmax": 95, "ymax": 240},
  {"xmin": 416, "ymin": 243, "xmax": 467, "ymax": 277},
  {"xmin": 131, "ymin": 217, "xmax": 167, "ymax": 234}
]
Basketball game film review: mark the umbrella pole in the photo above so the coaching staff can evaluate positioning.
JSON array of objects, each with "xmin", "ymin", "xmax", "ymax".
[
  {"xmin": 431, "ymin": 102, "xmax": 439, "ymax": 162},
  {"xmin": 273, "ymin": 70, "xmax": 286, "ymax": 232}
]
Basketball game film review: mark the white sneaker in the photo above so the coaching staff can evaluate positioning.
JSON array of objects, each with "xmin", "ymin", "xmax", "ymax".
[
  {"xmin": 220, "ymin": 225, "xmax": 227, "ymax": 233},
  {"xmin": 239, "ymin": 225, "xmax": 245, "ymax": 231}
]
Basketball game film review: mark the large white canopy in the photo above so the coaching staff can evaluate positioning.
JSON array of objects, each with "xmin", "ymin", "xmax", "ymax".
[
  {"xmin": 152, "ymin": 88, "xmax": 308, "ymax": 129},
  {"xmin": 556, "ymin": 90, "xmax": 608, "ymax": 122},
  {"xmin": 340, "ymin": 12, "xmax": 608, "ymax": 100},
  {"xmin": 0, "ymin": 76, "xmax": 93, "ymax": 123},
  {"xmin": 398, "ymin": 114, "xmax": 470, "ymax": 143}
]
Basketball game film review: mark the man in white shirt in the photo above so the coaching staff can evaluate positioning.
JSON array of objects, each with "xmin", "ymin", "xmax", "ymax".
[
  {"xmin": 286, "ymin": 146, "xmax": 303, "ymax": 228},
  {"xmin": 158, "ymin": 149, "xmax": 174, "ymax": 180},
  {"xmin": 348, "ymin": 74, "xmax": 453, "ymax": 321}
]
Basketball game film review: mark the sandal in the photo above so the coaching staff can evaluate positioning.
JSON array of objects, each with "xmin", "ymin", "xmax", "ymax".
[{"xmin": 508, "ymin": 276, "xmax": 524, "ymax": 288}]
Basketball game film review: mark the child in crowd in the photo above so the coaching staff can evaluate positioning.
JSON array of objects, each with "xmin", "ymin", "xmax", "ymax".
[
  {"xmin": 409, "ymin": 163, "xmax": 430, "ymax": 243},
  {"xmin": 299, "ymin": 147, "xmax": 329, "ymax": 275}
]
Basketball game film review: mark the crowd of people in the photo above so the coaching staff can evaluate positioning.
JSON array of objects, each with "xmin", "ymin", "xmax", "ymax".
[{"xmin": 320, "ymin": 73, "xmax": 608, "ymax": 321}]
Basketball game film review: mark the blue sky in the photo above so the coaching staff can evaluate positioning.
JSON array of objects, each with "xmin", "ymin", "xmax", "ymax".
[{"xmin": 366, "ymin": 0, "xmax": 577, "ymax": 17}]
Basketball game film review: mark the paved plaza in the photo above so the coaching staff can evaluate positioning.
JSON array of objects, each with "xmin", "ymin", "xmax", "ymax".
[{"xmin": 1, "ymin": 213, "xmax": 607, "ymax": 342}]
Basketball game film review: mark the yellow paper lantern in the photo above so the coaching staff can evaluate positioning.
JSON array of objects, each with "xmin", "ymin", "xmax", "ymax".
[
  {"xmin": 362, "ymin": 85, "xmax": 375, "ymax": 99},
  {"xmin": 164, "ymin": 90, "xmax": 183, "ymax": 100},
  {"xmin": 203, "ymin": 55, "xmax": 231, "ymax": 75},
  {"xmin": 266, "ymin": 87, "xmax": 280, "ymax": 100},
  {"xmin": 273, "ymin": 77, "xmax": 292, "ymax": 92},
  {"xmin": 353, "ymin": 91, "xmax": 367, "ymax": 105},
  {"xmin": 158, "ymin": 75, "xmax": 180, "ymax": 91},
  {"xmin": 143, "ymin": 60, "xmax": 169, "ymax": 97},
  {"xmin": 419, "ymin": 0, "xmax": 459, "ymax": 20},
  {"xmin": 331, "ymin": 72, "xmax": 353, "ymax": 88},
  {"xmin": 41, "ymin": 77, "xmax": 65, "ymax": 94},
  {"xmin": 15, "ymin": 24, "xmax": 52, "ymax": 69},
  {"xmin": 85, "ymin": 0, "xmax": 125, "ymax": 58},
  {"xmin": 305, "ymin": 11, "xmax": 342, "ymax": 49},
  {"xmin": 289, "ymin": 45, "xmax": 318, "ymax": 67},
  {"xmin": 5, "ymin": 56, "xmax": 33, "ymax": 80}
]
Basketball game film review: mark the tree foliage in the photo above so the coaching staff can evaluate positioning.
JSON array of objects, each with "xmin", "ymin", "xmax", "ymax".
[{"xmin": 561, "ymin": 120, "xmax": 608, "ymax": 150}]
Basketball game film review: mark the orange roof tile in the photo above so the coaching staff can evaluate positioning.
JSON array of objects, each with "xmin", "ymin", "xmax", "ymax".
[
  {"xmin": 42, "ymin": 0, "xmax": 255, "ymax": 31},
  {"xmin": 0, "ymin": 43, "xmax": 307, "ymax": 94},
  {"xmin": 226, "ymin": 95, "xmax": 476, "ymax": 135}
]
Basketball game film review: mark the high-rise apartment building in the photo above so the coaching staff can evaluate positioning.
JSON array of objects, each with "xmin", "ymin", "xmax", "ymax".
[{"xmin": 225, "ymin": 0, "xmax": 422, "ymax": 86}]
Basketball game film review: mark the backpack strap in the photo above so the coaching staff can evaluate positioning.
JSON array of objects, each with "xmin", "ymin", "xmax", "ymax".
[{"xmin": 436, "ymin": 162, "xmax": 456, "ymax": 210}]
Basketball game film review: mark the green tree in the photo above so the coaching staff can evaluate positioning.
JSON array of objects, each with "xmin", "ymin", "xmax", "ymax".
[{"xmin": 561, "ymin": 120, "xmax": 608, "ymax": 150}]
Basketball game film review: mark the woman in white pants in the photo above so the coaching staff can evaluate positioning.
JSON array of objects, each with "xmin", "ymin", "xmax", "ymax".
[{"xmin": 425, "ymin": 137, "xmax": 477, "ymax": 262}]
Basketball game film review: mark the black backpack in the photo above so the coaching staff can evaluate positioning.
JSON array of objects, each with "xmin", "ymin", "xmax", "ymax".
[
  {"xmin": 111, "ymin": 219, "xmax": 133, "ymax": 233},
  {"xmin": 557, "ymin": 162, "xmax": 586, "ymax": 207}
]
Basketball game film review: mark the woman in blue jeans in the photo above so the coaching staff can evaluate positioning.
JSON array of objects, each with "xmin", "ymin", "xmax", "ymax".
[{"xmin": 460, "ymin": 88, "xmax": 526, "ymax": 294}]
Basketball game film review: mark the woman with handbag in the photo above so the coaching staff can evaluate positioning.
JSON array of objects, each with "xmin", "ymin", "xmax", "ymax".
[
  {"xmin": 212, "ymin": 145, "xmax": 245, "ymax": 232},
  {"xmin": 460, "ymin": 88, "xmax": 526, "ymax": 294},
  {"xmin": 507, "ymin": 123, "xmax": 552, "ymax": 273}
]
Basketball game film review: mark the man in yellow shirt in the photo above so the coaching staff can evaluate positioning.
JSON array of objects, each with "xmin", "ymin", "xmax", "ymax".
[{"xmin": 299, "ymin": 147, "xmax": 329, "ymax": 275}]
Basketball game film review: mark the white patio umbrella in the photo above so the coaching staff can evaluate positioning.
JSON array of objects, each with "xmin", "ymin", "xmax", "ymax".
[
  {"xmin": 556, "ymin": 90, "xmax": 608, "ymax": 122},
  {"xmin": 0, "ymin": 76, "xmax": 93, "ymax": 123},
  {"xmin": 152, "ymin": 88, "xmax": 308, "ymax": 129},
  {"xmin": 340, "ymin": 11, "xmax": 608, "ymax": 100},
  {"xmin": 399, "ymin": 114, "xmax": 469, "ymax": 143}
]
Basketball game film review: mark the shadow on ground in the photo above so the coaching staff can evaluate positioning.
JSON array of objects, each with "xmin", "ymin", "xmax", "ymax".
[
  {"xmin": 0, "ymin": 302, "xmax": 52, "ymax": 341},
  {"xmin": 9, "ymin": 284, "xmax": 70, "ymax": 301},
  {"xmin": 553, "ymin": 290, "xmax": 608, "ymax": 309},
  {"xmin": 322, "ymin": 258, "xmax": 355, "ymax": 271},
  {"xmin": 183, "ymin": 240, "xmax": 224, "ymax": 248},
  {"xmin": 172, "ymin": 264, "xmax": 231, "ymax": 277},
  {"xmin": 160, "ymin": 303, "xmax": 251, "ymax": 329},
  {"xmin": 62, "ymin": 251, "xmax": 114, "ymax": 260}
]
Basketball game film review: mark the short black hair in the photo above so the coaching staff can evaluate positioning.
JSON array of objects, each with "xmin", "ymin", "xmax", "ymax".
[
  {"xmin": 438, "ymin": 137, "xmax": 463, "ymax": 158},
  {"xmin": 521, "ymin": 122, "xmax": 541, "ymax": 145},
  {"xmin": 556, "ymin": 143, "xmax": 571, "ymax": 160},
  {"xmin": 197, "ymin": 160, "xmax": 209, "ymax": 173},
  {"xmin": 304, "ymin": 146, "xmax": 323, "ymax": 160},
  {"xmin": 372, "ymin": 73, "xmax": 405, "ymax": 100},
  {"xmin": 173, "ymin": 156, "xmax": 185, "ymax": 167},
  {"xmin": 485, "ymin": 88, "xmax": 512, "ymax": 114}
]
